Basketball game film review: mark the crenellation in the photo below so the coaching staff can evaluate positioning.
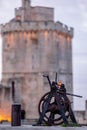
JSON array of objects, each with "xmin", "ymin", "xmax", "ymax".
[
  {"xmin": 68, "ymin": 27, "xmax": 74, "ymax": 37},
  {"xmin": 62, "ymin": 24, "xmax": 69, "ymax": 33},
  {"xmin": 55, "ymin": 21, "xmax": 73, "ymax": 37},
  {"xmin": 1, "ymin": 21, "xmax": 73, "ymax": 38},
  {"xmin": 15, "ymin": 8, "xmax": 22, "ymax": 19}
]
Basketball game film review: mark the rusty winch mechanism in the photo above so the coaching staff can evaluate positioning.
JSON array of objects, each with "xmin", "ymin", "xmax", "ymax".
[{"xmin": 35, "ymin": 73, "xmax": 82, "ymax": 126}]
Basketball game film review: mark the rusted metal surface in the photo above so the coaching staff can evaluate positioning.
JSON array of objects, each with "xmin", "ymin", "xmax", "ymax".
[{"xmin": 36, "ymin": 74, "xmax": 81, "ymax": 126}]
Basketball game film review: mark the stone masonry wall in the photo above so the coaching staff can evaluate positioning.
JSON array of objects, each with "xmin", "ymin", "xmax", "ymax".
[{"xmin": 1, "ymin": 29, "xmax": 73, "ymax": 119}]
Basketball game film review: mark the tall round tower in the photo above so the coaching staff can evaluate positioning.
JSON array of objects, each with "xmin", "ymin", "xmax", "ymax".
[{"xmin": 1, "ymin": 0, "xmax": 73, "ymax": 120}]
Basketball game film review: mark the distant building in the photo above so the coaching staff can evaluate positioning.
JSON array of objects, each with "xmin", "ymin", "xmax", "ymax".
[
  {"xmin": 0, "ymin": 0, "xmax": 73, "ymax": 121},
  {"xmin": 74, "ymin": 100, "xmax": 87, "ymax": 125}
]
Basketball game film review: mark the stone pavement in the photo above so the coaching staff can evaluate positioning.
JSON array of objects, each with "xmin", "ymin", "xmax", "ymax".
[{"xmin": 0, "ymin": 125, "xmax": 87, "ymax": 130}]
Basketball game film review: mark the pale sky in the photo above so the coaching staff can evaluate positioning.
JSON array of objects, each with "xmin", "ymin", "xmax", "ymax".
[{"xmin": 0, "ymin": 0, "xmax": 87, "ymax": 110}]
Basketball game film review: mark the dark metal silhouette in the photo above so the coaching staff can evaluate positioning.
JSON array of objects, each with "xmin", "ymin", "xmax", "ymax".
[{"xmin": 35, "ymin": 74, "xmax": 82, "ymax": 126}]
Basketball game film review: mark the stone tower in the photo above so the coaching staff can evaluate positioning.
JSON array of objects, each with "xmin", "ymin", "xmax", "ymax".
[
  {"xmin": 22, "ymin": 0, "xmax": 31, "ymax": 7},
  {"xmin": 1, "ymin": 0, "xmax": 73, "ymax": 120}
]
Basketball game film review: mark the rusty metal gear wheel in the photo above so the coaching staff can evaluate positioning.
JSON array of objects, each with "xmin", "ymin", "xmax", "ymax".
[{"xmin": 38, "ymin": 92, "xmax": 70, "ymax": 125}]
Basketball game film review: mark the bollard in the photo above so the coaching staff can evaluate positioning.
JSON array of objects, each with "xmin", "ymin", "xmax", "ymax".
[
  {"xmin": 11, "ymin": 103, "xmax": 21, "ymax": 126},
  {"xmin": 85, "ymin": 100, "xmax": 87, "ymax": 120}
]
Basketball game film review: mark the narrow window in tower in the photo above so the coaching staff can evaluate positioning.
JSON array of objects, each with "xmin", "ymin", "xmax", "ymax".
[
  {"xmin": 32, "ymin": 55, "xmax": 34, "ymax": 69},
  {"xmin": 31, "ymin": 39, "xmax": 39, "ymax": 69}
]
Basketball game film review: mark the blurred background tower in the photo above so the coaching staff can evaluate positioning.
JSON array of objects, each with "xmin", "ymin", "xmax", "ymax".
[{"xmin": 1, "ymin": 0, "xmax": 73, "ymax": 120}]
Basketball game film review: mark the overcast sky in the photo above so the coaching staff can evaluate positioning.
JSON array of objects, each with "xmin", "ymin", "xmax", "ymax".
[{"xmin": 0, "ymin": 0, "xmax": 87, "ymax": 110}]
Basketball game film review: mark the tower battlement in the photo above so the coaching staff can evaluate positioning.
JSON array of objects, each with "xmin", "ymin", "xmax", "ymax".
[
  {"xmin": 1, "ymin": 21, "xmax": 73, "ymax": 37},
  {"xmin": 1, "ymin": 0, "xmax": 73, "ymax": 37}
]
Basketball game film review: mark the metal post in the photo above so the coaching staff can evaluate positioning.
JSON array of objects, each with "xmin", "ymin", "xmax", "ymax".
[
  {"xmin": 11, "ymin": 103, "xmax": 21, "ymax": 126},
  {"xmin": 85, "ymin": 100, "xmax": 87, "ymax": 120},
  {"xmin": 11, "ymin": 81, "xmax": 21, "ymax": 126}
]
